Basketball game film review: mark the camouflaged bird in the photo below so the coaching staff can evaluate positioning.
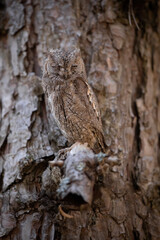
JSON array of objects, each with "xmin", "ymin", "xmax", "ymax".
[{"xmin": 42, "ymin": 48, "xmax": 106, "ymax": 153}]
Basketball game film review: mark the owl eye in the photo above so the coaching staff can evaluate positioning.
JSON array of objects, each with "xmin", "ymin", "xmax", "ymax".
[
  {"xmin": 57, "ymin": 65, "xmax": 64, "ymax": 70},
  {"xmin": 71, "ymin": 64, "xmax": 78, "ymax": 72},
  {"xmin": 51, "ymin": 64, "xmax": 57, "ymax": 68}
]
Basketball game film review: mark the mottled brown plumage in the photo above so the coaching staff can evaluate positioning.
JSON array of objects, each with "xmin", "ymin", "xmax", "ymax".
[{"xmin": 42, "ymin": 48, "xmax": 106, "ymax": 153}]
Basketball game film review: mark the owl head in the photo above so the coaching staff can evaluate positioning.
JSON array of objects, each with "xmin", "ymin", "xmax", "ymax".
[{"xmin": 43, "ymin": 48, "xmax": 86, "ymax": 81}]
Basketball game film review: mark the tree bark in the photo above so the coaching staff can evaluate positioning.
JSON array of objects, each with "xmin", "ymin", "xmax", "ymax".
[{"xmin": 0, "ymin": 0, "xmax": 160, "ymax": 239}]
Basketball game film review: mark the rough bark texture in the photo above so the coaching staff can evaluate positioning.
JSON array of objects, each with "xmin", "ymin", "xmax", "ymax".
[{"xmin": 0, "ymin": 0, "xmax": 160, "ymax": 239}]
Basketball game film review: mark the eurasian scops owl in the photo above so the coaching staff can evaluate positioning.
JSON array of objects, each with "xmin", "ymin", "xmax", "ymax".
[{"xmin": 42, "ymin": 49, "xmax": 106, "ymax": 153}]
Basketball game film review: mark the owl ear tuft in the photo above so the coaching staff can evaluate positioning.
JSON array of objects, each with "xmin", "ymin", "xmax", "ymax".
[
  {"xmin": 47, "ymin": 49, "xmax": 57, "ymax": 62},
  {"xmin": 49, "ymin": 49, "xmax": 56, "ymax": 55},
  {"xmin": 72, "ymin": 48, "xmax": 81, "ymax": 57},
  {"xmin": 48, "ymin": 49, "xmax": 56, "ymax": 57}
]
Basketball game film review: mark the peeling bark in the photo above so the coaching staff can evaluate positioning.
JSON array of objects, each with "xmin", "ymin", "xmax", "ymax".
[{"xmin": 0, "ymin": 0, "xmax": 160, "ymax": 239}]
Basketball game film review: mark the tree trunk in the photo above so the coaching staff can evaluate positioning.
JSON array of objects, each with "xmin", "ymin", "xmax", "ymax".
[{"xmin": 0, "ymin": 0, "xmax": 160, "ymax": 239}]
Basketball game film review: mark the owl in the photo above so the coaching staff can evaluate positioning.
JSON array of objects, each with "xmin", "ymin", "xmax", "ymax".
[{"xmin": 42, "ymin": 48, "xmax": 106, "ymax": 154}]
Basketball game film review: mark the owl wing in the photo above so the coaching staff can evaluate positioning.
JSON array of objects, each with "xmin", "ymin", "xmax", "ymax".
[
  {"xmin": 70, "ymin": 77, "xmax": 103, "ymax": 133},
  {"xmin": 83, "ymin": 80, "xmax": 106, "ymax": 152},
  {"xmin": 85, "ymin": 82, "xmax": 101, "ymax": 122},
  {"xmin": 60, "ymin": 77, "xmax": 106, "ymax": 152}
]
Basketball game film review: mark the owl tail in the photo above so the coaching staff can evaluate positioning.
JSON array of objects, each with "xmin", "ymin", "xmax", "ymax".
[{"xmin": 91, "ymin": 127, "xmax": 107, "ymax": 154}]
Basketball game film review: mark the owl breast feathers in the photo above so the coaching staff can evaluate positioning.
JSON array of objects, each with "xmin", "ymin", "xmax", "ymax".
[{"xmin": 42, "ymin": 48, "xmax": 106, "ymax": 153}]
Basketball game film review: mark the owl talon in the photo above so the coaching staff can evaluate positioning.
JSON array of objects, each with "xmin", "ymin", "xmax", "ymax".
[
  {"xmin": 49, "ymin": 160, "xmax": 64, "ymax": 168},
  {"xmin": 49, "ymin": 147, "xmax": 72, "ymax": 168}
]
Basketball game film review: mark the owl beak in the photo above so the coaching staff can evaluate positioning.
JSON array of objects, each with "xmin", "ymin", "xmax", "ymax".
[
  {"xmin": 64, "ymin": 71, "xmax": 69, "ymax": 79},
  {"xmin": 64, "ymin": 73, "xmax": 67, "ymax": 79}
]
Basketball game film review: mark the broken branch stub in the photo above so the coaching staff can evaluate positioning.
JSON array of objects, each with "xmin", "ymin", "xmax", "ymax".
[{"xmin": 50, "ymin": 143, "xmax": 98, "ymax": 205}]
